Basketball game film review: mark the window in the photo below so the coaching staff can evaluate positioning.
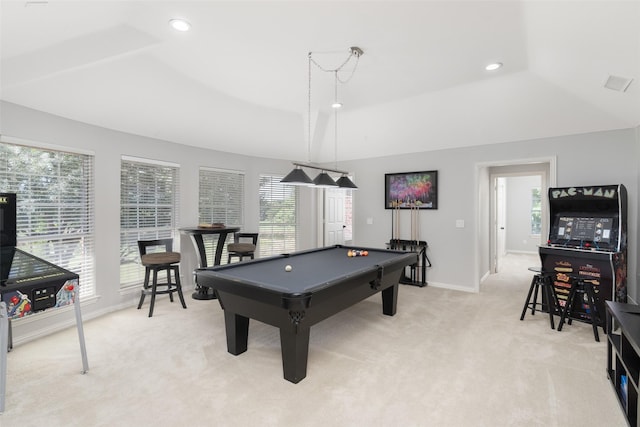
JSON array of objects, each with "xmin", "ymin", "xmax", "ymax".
[
  {"xmin": 199, "ymin": 167, "xmax": 244, "ymax": 226},
  {"xmin": 0, "ymin": 141, "xmax": 96, "ymax": 299},
  {"xmin": 199, "ymin": 167, "xmax": 244, "ymax": 263},
  {"xmin": 259, "ymin": 175, "xmax": 298, "ymax": 256},
  {"xmin": 531, "ymin": 187, "xmax": 542, "ymax": 235},
  {"xmin": 120, "ymin": 157, "xmax": 179, "ymax": 286}
]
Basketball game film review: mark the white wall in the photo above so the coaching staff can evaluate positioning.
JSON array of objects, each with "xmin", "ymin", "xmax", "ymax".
[
  {"xmin": 505, "ymin": 175, "xmax": 541, "ymax": 254},
  {"xmin": 636, "ymin": 125, "xmax": 640, "ymax": 304},
  {"xmin": 2, "ymin": 100, "xmax": 638, "ymax": 341},
  {"xmin": 0, "ymin": 101, "xmax": 318, "ymax": 343},
  {"xmin": 339, "ymin": 128, "xmax": 638, "ymax": 296}
]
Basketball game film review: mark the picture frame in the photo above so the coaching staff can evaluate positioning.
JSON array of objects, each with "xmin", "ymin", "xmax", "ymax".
[{"xmin": 385, "ymin": 170, "xmax": 438, "ymax": 209}]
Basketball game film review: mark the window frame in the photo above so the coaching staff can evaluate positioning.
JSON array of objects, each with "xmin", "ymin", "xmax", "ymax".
[
  {"xmin": 531, "ymin": 186, "xmax": 542, "ymax": 236},
  {"xmin": 0, "ymin": 137, "xmax": 96, "ymax": 299},
  {"xmin": 120, "ymin": 156, "xmax": 180, "ymax": 287},
  {"xmin": 258, "ymin": 174, "xmax": 299, "ymax": 257}
]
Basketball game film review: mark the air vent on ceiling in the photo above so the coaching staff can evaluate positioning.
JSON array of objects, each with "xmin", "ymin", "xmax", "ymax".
[{"xmin": 604, "ymin": 75, "xmax": 634, "ymax": 92}]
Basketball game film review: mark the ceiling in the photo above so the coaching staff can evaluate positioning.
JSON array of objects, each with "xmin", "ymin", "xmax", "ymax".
[{"xmin": 1, "ymin": 1, "xmax": 639, "ymax": 163}]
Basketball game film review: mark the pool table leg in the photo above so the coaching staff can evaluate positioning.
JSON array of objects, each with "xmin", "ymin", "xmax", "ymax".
[
  {"xmin": 381, "ymin": 283, "xmax": 398, "ymax": 316},
  {"xmin": 224, "ymin": 311, "xmax": 249, "ymax": 355},
  {"xmin": 279, "ymin": 325, "xmax": 310, "ymax": 384}
]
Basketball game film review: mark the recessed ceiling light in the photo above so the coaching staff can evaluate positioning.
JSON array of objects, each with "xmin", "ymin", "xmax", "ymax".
[
  {"xmin": 169, "ymin": 18, "xmax": 191, "ymax": 32},
  {"xmin": 331, "ymin": 102, "xmax": 343, "ymax": 109},
  {"xmin": 485, "ymin": 62, "xmax": 503, "ymax": 71}
]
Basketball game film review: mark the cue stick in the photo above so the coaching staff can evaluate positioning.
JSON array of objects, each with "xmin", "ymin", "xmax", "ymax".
[
  {"xmin": 416, "ymin": 204, "xmax": 421, "ymax": 282},
  {"xmin": 410, "ymin": 201, "xmax": 413, "ymax": 243},
  {"xmin": 409, "ymin": 202, "xmax": 413, "ymax": 241},
  {"xmin": 411, "ymin": 200, "xmax": 416, "ymax": 244},
  {"xmin": 395, "ymin": 200, "xmax": 399, "ymax": 243},
  {"xmin": 395, "ymin": 200, "xmax": 400, "ymax": 244},
  {"xmin": 391, "ymin": 201, "xmax": 394, "ymax": 242},
  {"xmin": 391, "ymin": 200, "xmax": 395, "ymax": 244}
]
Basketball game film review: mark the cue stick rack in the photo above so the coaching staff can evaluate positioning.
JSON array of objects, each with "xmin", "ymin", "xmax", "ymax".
[{"xmin": 387, "ymin": 200, "xmax": 431, "ymax": 287}]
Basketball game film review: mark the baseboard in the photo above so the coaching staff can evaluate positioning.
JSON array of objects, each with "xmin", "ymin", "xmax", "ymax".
[
  {"xmin": 11, "ymin": 298, "xmax": 138, "ymax": 347},
  {"xmin": 480, "ymin": 270, "xmax": 491, "ymax": 284},
  {"xmin": 505, "ymin": 250, "xmax": 538, "ymax": 255},
  {"xmin": 425, "ymin": 281, "xmax": 479, "ymax": 293}
]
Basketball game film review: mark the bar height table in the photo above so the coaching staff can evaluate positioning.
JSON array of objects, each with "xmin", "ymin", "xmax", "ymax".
[{"xmin": 180, "ymin": 226, "xmax": 240, "ymax": 300}]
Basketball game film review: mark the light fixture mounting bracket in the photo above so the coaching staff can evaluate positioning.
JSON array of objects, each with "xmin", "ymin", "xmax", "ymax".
[{"xmin": 350, "ymin": 47, "xmax": 364, "ymax": 58}]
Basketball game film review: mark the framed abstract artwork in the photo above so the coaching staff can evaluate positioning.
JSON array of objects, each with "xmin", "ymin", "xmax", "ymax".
[{"xmin": 384, "ymin": 170, "xmax": 437, "ymax": 209}]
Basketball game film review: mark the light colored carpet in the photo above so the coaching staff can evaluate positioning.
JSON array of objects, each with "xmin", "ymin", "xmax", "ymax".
[{"xmin": 1, "ymin": 253, "xmax": 626, "ymax": 426}]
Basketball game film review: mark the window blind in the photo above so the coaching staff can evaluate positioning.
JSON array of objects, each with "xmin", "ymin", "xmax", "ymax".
[
  {"xmin": 531, "ymin": 187, "xmax": 542, "ymax": 235},
  {"xmin": 0, "ymin": 141, "xmax": 96, "ymax": 299},
  {"xmin": 120, "ymin": 158, "xmax": 180, "ymax": 286},
  {"xmin": 199, "ymin": 167, "xmax": 244, "ymax": 226},
  {"xmin": 259, "ymin": 175, "xmax": 298, "ymax": 256},
  {"xmin": 198, "ymin": 167, "xmax": 244, "ymax": 264}
]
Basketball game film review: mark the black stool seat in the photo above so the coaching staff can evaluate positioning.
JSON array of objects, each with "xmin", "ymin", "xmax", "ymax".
[
  {"xmin": 227, "ymin": 243, "xmax": 255, "ymax": 255},
  {"xmin": 137, "ymin": 239, "xmax": 186, "ymax": 317},
  {"xmin": 227, "ymin": 233, "xmax": 258, "ymax": 263},
  {"xmin": 557, "ymin": 278, "xmax": 602, "ymax": 341},
  {"xmin": 141, "ymin": 252, "xmax": 181, "ymax": 266},
  {"xmin": 520, "ymin": 267, "xmax": 560, "ymax": 329}
]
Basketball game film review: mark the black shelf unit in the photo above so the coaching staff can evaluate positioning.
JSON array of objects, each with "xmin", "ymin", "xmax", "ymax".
[{"xmin": 606, "ymin": 301, "xmax": 640, "ymax": 426}]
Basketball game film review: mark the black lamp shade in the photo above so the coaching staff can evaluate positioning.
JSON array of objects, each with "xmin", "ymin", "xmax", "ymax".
[
  {"xmin": 336, "ymin": 175, "xmax": 357, "ymax": 189},
  {"xmin": 281, "ymin": 167, "xmax": 313, "ymax": 185},
  {"xmin": 313, "ymin": 171, "xmax": 338, "ymax": 187}
]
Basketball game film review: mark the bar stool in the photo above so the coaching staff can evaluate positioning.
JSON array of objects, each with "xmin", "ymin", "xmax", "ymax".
[
  {"xmin": 557, "ymin": 277, "xmax": 602, "ymax": 341},
  {"xmin": 137, "ymin": 239, "xmax": 187, "ymax": 317},
  {"xmin": 227, "ymin": 233, "xmax": 258, "ymax": 263},
  {"xmin": 520, "ymin": 267, "xmax": 560, "ymax": 329}
]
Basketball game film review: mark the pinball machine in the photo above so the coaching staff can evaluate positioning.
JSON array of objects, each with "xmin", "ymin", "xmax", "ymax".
[{"xmin": 0, "ymin": 193, "xmax": 89, "ymax": 412}]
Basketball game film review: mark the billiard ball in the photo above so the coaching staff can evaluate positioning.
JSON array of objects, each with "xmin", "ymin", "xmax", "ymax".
[{"xmin": 285, "ymin": 265, "xmax": 292, "ymax": 272}]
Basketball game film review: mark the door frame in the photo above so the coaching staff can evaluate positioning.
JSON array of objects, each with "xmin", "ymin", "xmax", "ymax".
[{"xmin": 475, "ymin": 156, "xmax": 557, "ymax": 291}]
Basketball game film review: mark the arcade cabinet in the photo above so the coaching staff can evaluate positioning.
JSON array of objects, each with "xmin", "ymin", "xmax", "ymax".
[
  {"xmin": 539, "ymin": 184, "xmax": 627, "ymax": 331},
  {"xmin": 0, "ymin": 193, "xmax": 89, "ymax": 413}
]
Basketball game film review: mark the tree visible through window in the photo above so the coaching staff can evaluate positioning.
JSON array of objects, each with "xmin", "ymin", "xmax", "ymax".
[
  {"xmin": 259, "ymin": 175, "xmax": 298, "ymax": 256},
  {"xmin": 531, "ymin": 187, "xmax": 542, "ymax": 235},
  {"xmin": 120, "ymin": 157, "xmax": 179, "ymax": 286},
  {"xmin": 0, "ymin": 141, "xmax": 96, "ymax": 299}
]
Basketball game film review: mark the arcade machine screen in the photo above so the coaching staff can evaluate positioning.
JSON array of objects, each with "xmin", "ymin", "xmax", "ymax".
[
  {"xmin": 551, "ymin": 214, "xmax": 617, "ymax": 249},
  {"xmin": 549, "ymin": 213, "xmax": 618, "ymax": 250}
]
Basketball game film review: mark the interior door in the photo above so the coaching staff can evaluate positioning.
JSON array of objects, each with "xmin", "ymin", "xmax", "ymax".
[
  {"xmin": 495, "ymin": 177, "xmax": 507, "ymax": 273},
  {"xmin": 324, "ymin": 188, "xmax": 345, "ymax": 246}
]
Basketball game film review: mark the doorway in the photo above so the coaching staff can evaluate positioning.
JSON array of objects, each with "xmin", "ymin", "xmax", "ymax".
[
  {"xmin": 491, "ymin": 173, "xmax": 544, "ymax": 273},
  {"xmin": 477, "ymin": 157, "xmax": 556, "ymax": 288}
]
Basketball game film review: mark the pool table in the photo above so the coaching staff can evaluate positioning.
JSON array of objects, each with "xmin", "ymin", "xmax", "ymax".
[{"xmin": 195, "ymin": 245, "xmax": 417, "ymax": 383}]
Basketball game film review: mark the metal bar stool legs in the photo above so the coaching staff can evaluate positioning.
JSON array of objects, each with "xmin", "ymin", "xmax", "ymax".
[
  {"xmin": 138, "ymin": 265, "xmax": 186, "ymax": 318},
  {"xmin": 520, "ymin": 272, "xmax": 558, "ymax": 329},
  {"xmin": 557, "ymin": 279, "xmax": 601, "ymax": 341},
  {"xmin": 520, "ymin": 275, "xmax": 539, "ymax": 319}
]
